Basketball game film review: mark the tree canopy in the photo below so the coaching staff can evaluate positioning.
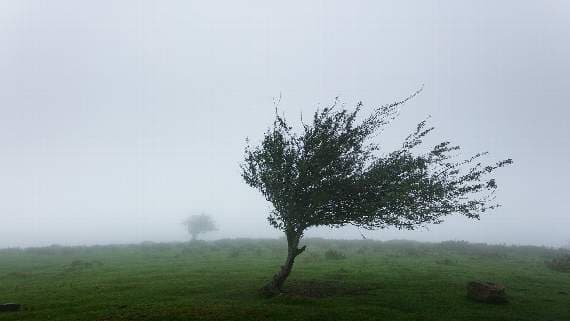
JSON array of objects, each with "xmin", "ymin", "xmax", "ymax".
[{"xmin": 183, "ymin": 213, "xmax": 217, "ymax": 241}]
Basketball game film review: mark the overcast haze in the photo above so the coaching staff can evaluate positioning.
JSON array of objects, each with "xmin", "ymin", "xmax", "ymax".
[{"xmin": 1, "ymin": 1, "xmax": 569, "ymax": 248}]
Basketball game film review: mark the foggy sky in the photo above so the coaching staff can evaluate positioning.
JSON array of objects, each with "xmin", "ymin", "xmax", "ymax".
[{"xmin": 1, "ymin": 1, "xmax": 569, "ymax": 248}]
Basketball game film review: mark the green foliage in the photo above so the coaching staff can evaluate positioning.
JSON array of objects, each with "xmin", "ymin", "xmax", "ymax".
[
  {"xmin": 183, "ymin": 213, "xmax": 217, "ymax": 240},
  {"xmin": 435, "ymin": 258, "xmax": 457, "ymax": 266},
  {"xmin": 0, "ymin": 239, "xmax": 569, "ymax": 321},
  {"xmin": 241, "ymin": 89, "xmax": 512, "ymax": 237},
  {"xmin": 228, "ymin": 247, "xmax": 242, "ymax": 258},
  {"xmin": 63, "ymin": 259, "xmax": 103, "ymax": 272},
  {"xmin": 545, "ymin": 254, "xmax": 570, "ymax": 273},
  {"xmin": 324, "ymin": 249, "xmax": 347, "ymax": 260},
  {"xmin": 299, "ymin": 251, "xmax": 322, "ymax": 263}
]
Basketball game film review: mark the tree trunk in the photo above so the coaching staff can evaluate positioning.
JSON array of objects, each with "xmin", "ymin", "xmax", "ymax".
[{"xmin": 260, "ymin": 231, "xmax": 306, "ymax": 297}]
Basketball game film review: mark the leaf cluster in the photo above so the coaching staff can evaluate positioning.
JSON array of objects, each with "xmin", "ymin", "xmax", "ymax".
[
  {"xmin": 183, "ymin": 214, "xmax": 217, "ymax": 236},
  {"xmin": 241, "ymin": 89, "xmax": 512, "ymax": 235}
]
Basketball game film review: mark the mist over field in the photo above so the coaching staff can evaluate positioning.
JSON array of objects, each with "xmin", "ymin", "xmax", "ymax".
[{"xmin": 1, "ymin": 1, "xmax": 569, "ymax": 248}]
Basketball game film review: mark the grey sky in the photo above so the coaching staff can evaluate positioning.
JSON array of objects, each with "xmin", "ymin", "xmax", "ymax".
[{"xmin": 1, "ymin": 1, "xmax": 569, "ymax": 248}]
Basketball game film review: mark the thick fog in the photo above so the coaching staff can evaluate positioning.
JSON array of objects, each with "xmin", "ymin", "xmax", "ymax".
[{"xmin": 1, "ymin": 1, "xmax": 569, "ymax": 248}]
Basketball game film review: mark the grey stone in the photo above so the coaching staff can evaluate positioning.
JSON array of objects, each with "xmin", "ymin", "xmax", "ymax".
[
  {"xmin": 467, "ymin": 281, "xmax": 508, "ymax": 304},
  {"xmin": 0, "ymin": 303, "xmax": 21, "ymax": 312}
]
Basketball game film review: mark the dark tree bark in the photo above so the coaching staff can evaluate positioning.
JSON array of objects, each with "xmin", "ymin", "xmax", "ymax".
[{"xmin": 260, "ymin": 230, "xmax": 306, "ymax": 297}]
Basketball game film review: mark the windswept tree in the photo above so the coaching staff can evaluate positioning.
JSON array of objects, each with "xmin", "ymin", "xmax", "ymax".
[
  {"xmin": 241, "ymin": 88, "xmax": 512, "ymax": 296},
  {"xmin": 183, "ymin": 213, "xmax": 217, "ymax": 241}
]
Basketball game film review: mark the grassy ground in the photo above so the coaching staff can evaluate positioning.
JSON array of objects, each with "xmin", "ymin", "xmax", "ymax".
[{"xmin": 0, "ymin": 239, "xmax": 569, "ymax": 321}]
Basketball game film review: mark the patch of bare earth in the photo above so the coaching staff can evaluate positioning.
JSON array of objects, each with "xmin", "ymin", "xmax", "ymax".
[{"xmin": 283, "ymin": 280, "xmax": 381, "ymax": 298}]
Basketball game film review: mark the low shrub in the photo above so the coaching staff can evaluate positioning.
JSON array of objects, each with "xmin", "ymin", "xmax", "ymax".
[
  {"xmin": 435, "ymin": 258, "xmax": 457, "ymax": 266},
  {"xmin": 300, "ymin": 251, "xmax": 322, "ymax": 263},
  {"xmin": 63, "ymin": 259, "xmax": 103, "ymax": 272},
  {"xmin": 545, "ymin": 255, "xmax": 570, "ymax": 273},
  {"xmin": 324, "ymin": 249, "xmax": 346, "ymax": 260},
  {"xmin": 228, "ymin": 248, "xmax": 242, "ymax": 258}
]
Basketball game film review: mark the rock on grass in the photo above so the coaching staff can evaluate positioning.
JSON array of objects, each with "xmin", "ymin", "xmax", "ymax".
[
  {"xmin": 0, "ymin": 303, "xmax": 21, "ymax": 312},
  {"xmin": 467, "ymin": 281, "xmax": 508, "ymax": 304}
]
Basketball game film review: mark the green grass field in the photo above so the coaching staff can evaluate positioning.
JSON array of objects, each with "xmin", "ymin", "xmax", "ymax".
[{"xmin": 1, "ymin": 239, "xmax": 569, "ymax": 321}]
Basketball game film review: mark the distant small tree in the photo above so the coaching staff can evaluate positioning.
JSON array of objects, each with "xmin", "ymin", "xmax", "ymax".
[
  {"xmin": 241, "ymin": 88, "xmax": 512, "ymax": 296},
  {"xmin": 183, "ymin": 214, "xmax": 217, "ymax": 241}
]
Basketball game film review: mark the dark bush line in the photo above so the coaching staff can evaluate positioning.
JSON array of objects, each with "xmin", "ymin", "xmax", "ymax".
[{"xmin": 1, "ymin": 238, "xmax": 568, "ymax": 259}]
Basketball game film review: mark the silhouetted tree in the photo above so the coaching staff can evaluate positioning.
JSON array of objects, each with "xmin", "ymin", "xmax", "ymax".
[
  {"xmin": 183, "ymin": 213, "xmax": 216, "ymax": 241},
  {"xmin": 241, "ymin": 88, "xmax": 512, "ymax": 296}
]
